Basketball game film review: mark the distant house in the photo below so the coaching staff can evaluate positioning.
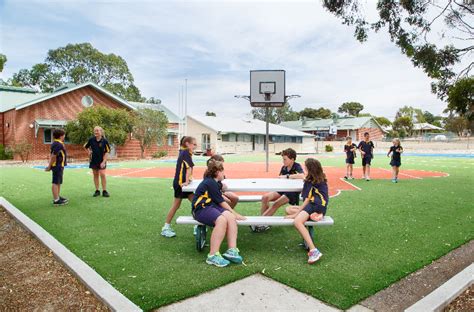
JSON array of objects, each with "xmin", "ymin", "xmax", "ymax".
[
  {"xmin": 412, "ymin": 122, "xmax": 444, "ymax": 136},
  {"xmin": 281, "ymin": 116, "xmax": 386, "ymax": 141},
  {"xmin": 186, "ymin": 115, "xmax": 315, "ymax": 154},
  {"xmin": 0, "ymin": 83, "xmax": 180, "ymax": 160}
]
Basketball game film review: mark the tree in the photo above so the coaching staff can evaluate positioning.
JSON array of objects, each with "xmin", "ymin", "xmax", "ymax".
[
  {"xmin": 299, "ymin": 107, "xmax": 332, "ymax": 119},
  {"xmin": 338, "ymin": 102, "xmax": 364, "ymax": 116},
  {"xmin": 65, "ymin": 106, "xmax": 134, "ymax": 146},
  {"xmin": 251, "ymin": 103, "xmax": 300, "ymax": 124},
  {"xmin": 133, "ymin": 108, "xmax": 168, "ymax": 158},
  {"xmin": 145, "ymin": 97, "xmax": 162, "ymax": 104},
  {"xmin": 444, "ymin": 114, "xmax": 469, "ymax": 136},
  {"xmin": 375, "ymin": 116, "xmax": 392, "ymax": 127},
  {"xmin": 206, "ymin": 111, "xmax": 216, "ymax": 117},
  {"xmin": 396, "ymin": 106, "xmax": 425, "ymax": 124},
  {"xmin": 393, "ymin": 116, "xmax": 414, "ymax": 138},
  {"xmin": 446, "ymin": 77, "xmax": 474, "ymax": 122},
  {"xmin": 323, "ymin": 1, "xmax": 472, "ymax": 100},
  {"xmin": 10, "ymin": 43, "xmax": 144, "ymax": 101},
  {"xmin": 0, "ymin": 54, "xmax": 6, "ymax": 72}
]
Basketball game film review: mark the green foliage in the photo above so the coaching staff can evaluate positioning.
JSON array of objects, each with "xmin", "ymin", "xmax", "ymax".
[
  {"xmin": 65, "ymin": 106, "xmax": 134, "ymax": 146},
  {"xmin": 152, "ymin": 151, "xmax": 168, "ymax": 159},
  {"xmin": 444, "ymin": 114, "xmax": 469, "ymax": 136},
  {"xmin": 446, "ymin": 77, "xmax": 474, "ymax": 122},
  {"xmin": 325, "ymin": 144, "xmax": 334, "ymax": 152},
  {"xmin": 133, "ymin": 108, "xmax": 169, "ymax": 158},
  {"xmin": 396, "ymin": 106, "xmax": 425, "ymax": 124},
  {"xmin": 338, "ymin": 102, "xmax": 364, "ymax": 116},
  {"xmin": 300, "ymin": 107, "xmax": 332, "ymax": 119},
  {"xmin": 145, "ymin": 97, "xmax": 162, "ymax": 104},
  {"xmin": 374, "ymin": 116, "xmax": 391, "ymax": 127},
  {"xmin": 0, "ymin": 54, "xmax": 6, "ymax": 72},
  {"xmin": 11, "ymin": 140, "xmax": 32, "ymax": 162},
  {"xmin": 393, "ymin": 116, "xmax": 413, "ymax": 138},
  {"xmin": 0, "ymin": 144, "xmax": 13, "ymax": 160},
  {"xmin": 9, "ymin": 43, "xmax": 144, "ymax": 101},
  {"xmin": 251, "ymin": 103, "xmax": 300, "ymax": 124},
  {"xmin": 322, "ymin": 1, "xmax": 471, "ymax": 100},
  {"xmin": 205, "ymin": 111, "xmax": 216, "ymax": 117}
]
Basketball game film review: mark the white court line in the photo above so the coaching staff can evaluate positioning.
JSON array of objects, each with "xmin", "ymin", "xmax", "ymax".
[
  {"xmin": 378, "ymin": 168, "xmax": 423, "ymax": 179},
  {"xmin": 112, "ymin": 167, "xmax": 155, "ymax": 177},
  {"xmin": 339, "ymin": 177, "xmax": 362, "ymax": 191}
]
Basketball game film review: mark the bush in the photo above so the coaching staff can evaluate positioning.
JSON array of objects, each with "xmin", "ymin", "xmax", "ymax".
[
  {"xmin": 11, "ymin": 140, "xmax": 33, "ymax": 162},
  {"xmin": 0, "ymin": 144, "xmax": 13, "ymax": 160},
  {"xmin": 325, "ymin": 144, "xmax": 334, "ymax": 152},
  {"xmin": 152, "ymin": 150, "xmax": 168, "ymax": 159}
]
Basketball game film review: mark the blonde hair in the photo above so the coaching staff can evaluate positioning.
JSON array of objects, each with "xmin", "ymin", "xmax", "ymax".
[
  {"xmin": 392, "ymin": 138, "xmax": 401, "ymax": 146},
  {"xmin": 94, "ymin": 126, "xmax": 104, "ymax": 137}
]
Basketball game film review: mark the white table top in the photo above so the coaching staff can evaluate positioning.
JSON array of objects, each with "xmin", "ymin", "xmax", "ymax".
[{"xmin": 181, "ymin": 178, "xmax": 304, "ymax": 192}]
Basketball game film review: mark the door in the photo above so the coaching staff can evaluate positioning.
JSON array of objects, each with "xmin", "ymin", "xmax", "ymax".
[{"xmin": 202, "ymin": 134, "xmax": 211, "ymax": 151}]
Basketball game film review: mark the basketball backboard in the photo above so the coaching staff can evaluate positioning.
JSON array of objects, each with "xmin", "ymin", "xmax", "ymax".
[{"xmin": 250, "ymin": 70, "xmax": 285, "ymax": 107}]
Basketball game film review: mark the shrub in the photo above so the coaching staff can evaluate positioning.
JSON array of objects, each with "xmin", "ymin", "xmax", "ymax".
[
  {"xmin": 152, "ymin": 150, "xmax": 168, "ymax": 159},
  {"xmin": 0, "ymin": 144, "xmax": 13, "ymax": 160},
  {"xmin": 11, "ymin": 140, "xmax": 32, "ymax": 162},
  {"xmin": 325, "ymin": 144, "xmax": 334, "ymax": 152}
]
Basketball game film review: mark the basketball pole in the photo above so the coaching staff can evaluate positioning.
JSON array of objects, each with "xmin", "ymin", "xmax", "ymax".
[{"xmin": 265, "ymin": 105, "xmax": 270, "ymax": 172}]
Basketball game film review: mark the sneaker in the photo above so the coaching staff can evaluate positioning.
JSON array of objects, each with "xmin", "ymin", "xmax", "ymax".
[
  {"xmin": 395, "ymin": 178, "xmax": 398, "ymax": 183},
  {"xmin": 223, "ymin": 248, "xmax": 243, "ymax": 264},
  {"xmin": 392, "ymin": 179, "xmax": 397, "ymax": 183},
  {"xmin": 366, "ymin": 178, "xmax": 371, "ymax": 181},
  {"xmin": 344, "ymin": 176, "xmax": 348, "ymax": 180},
  {"xmin": 250, "ymin": 225, "xmax": 258, "ymax": 232},
  {"xmin": 59, "ymin": 196, "xmax": 69, "ymax": 203},
  {"xmin": 53, "ymin": 198, "xmax": 69, "ymax": 206},
  {"xmin": 102, "ymin": 190, "xmax": 110, "ymax": 197},
  {"xmin": 308, "ymin": 248, "xmax": 322, "ymax": 264},
  {"xmin": 350, "ymin": 176, "xmax": 355, "ymax": 180},
  {"xmin": 206, "ymin": 252, "xmax": 230, "ymax": 267},
  {"xmin": 193, "ymin": 225, "xmax": 198, "ymax": 236},
  {"xmin": 93, "ymin": 190, "xmax": 101, "ymax": 197},
  {"xmin": 260, "ymin": 225, "xmax": 271, "ymax": 232},
  {"xmin": 161, "ymin": 226, "xmax": 176, "ymax": 238}
]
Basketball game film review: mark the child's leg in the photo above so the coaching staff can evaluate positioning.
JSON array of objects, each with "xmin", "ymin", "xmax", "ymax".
[
  {"xmin": 224, "ymin": 192, "xmax": 239, "ymax": 209},
  {"xmin": 222, "ymin": 211, "xmax": 237, "ymax": 249},
  {"xmin": 395, "ymin": 166, "xmax": 400, "ymax": 179},
  {"xmin": 165, "ymin": 198, "xmax": 183, "ymax": 224},
  {"xmin": 187, "ymin": 193, "xmax": 194, "ymax": 202},
  {"xmin": 346, "ymin": 164, "xmax": 349, "ymax": 177},
  {"xmin": 392, "ymin": 166, "xmax": 396, "ymax": 179},
  {"xmin": 209, "ymin": 215, "xmax": 227, "ymax": 255},
  {"xmin": 294, "ymin": 211, "xmax": 316, "ymax": 250},
  {"xmin": 263, "ymin": 195, "xmax": 289, "ymax": 216},
  {"xmin": 362, "ymin": 165, "xmax": 366, "ymax": 178},
  {"xmin": 261, "ymin": 192, "xmax": 280, "ymax": 214},
  {"xmin": 349, "ymin": 164, "xmax": 353, "ymax": 177},
  {"xmin": 52, "ymin": 184, "xmax": 59, "ymax": 200},
  {"xmin": 99, "ymin": 169, "xmax": 107, "ymax": 190},
  {"xmin": 285, "ymin": 205, "xmax": 300, "ymax": 215},
  {"xmin": 366, "ymin": 165, "xmax": 371, "ymax": 179},
  {"xmin": 93, "ymin": 169, "xmax": 100, "ymax": 190}
]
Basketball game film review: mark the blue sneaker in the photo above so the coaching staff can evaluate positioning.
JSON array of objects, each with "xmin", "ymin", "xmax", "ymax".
[
  {"xmin": 223, "ymin": 248, "xmax": 243, "ymax": 264},
  {"xmin": 193, "ymin": 225, "xmax": 198, "ymax": 236},
  {"xmin": 161, "ymin": 226, "xmax": 176, "ymax": 238},
  {"xmin": 206, "ymin": 252, "xmax": 230, "ymax": 267},
  {"xmin": 392, "ymin": 179, "xmax": 397, "ymax": 183},
  {"xmin": 307, "ymin": 248, "xmax": 322, "ymax": 264}
]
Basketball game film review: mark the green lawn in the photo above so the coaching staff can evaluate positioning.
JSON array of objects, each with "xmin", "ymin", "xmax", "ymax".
[{"xmin": 1, "ymin": 155, "xmax": 473, "ymax": 310}]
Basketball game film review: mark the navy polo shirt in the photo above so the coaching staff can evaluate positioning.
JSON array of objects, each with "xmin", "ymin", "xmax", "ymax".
[
  {"xmin": 174, "ymin": 148, "xmax": 194, "ymax": 187},
  {"xmin": 192, "ymin": 177, "xmax": 225, "ymax": 212}
]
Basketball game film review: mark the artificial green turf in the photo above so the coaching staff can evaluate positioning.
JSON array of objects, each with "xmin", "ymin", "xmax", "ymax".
[{"xmin": 1, "ymin": 155, "xmax": 473, "ymax": 310}]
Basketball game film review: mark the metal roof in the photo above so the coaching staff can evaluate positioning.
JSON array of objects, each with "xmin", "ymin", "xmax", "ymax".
[
  {"xmin": 0, "ymin": 88, "xmax": 48, "ymax": 113},
  {"xmin": 128, "ymin": 101, "xmax": 181, "ymax": 123},
  {"xmin": 188, "ymin": 115, "xmax": 314, "ymax": 137},
  {"xmin": 413, "ymin": 123, "xmax": 444, "ymax": 131},
  {"xmin": 281, "ymin": 117, "xmax": 382, "ymax": 131}
]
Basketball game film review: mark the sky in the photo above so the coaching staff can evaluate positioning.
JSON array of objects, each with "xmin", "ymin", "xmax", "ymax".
[{"xmin": 0, "ymin": 0, "xmax": 464, "ymax": 120}]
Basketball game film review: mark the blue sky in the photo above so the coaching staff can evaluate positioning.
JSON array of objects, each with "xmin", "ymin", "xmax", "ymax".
[{"xmin": 0, "ymin": 0, "xmax": 459, "ymax": 120}]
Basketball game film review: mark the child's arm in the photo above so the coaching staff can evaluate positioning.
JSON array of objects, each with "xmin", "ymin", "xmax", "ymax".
[
  {"xmin": 45, "ymin": 154, "xmax": 55, "ymax": 171},
  {"xmin": 219, "ymin": 201, "xmax": 246, "ymax": 220},
  {"xmin": 284, "ymin": 198, "xmax": 310, "ymax": 219},
  {"xmin": 387, "ymin": 148, "xmax": 392, "ymax": 157},
  {"xmin": 289, "ymin": 172, "xmax": 305, "ymax": 179},
  {"xmin": 398, "ymin": 147, "xmax": 404, "ymax": 154}
]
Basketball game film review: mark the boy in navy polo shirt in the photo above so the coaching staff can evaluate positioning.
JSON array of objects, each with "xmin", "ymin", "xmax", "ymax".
[
  {"xmin": 45, "ymin": 129, "xmax": 68, "ymax": 206},
  {"xmin": 358, "ymin": 132, "xmax": 375, "ymax": 181},
  {"xmin": 84, "ymin": 126, "xmax": 111, "ymax": 197}
]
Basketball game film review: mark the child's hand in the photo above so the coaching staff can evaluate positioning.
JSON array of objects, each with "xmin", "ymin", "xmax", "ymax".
[
  {"xmin": 361, "ymin": 151, "xmax": 365, "ymax": 156},
  {"xmin": 100, "ymin": 162, "xmax": 106, "ymax": 169},
  {"xmin": 234, "ymin": 212, "xmax": 246, "ymax": 221},
  {"xmin": 222, "ymin": 183, "xmax": 228, "ymax": 191},
  {"xmin": 182, "ymin": 181, "xmax": 190, "ymax": 186},
  {"xmin": 45, "ymin": 166, "xmax": 51, "ymax": 172},
  {"xmin": 285, "ymin": 214, "xmax": 296, "ymax": 219}
]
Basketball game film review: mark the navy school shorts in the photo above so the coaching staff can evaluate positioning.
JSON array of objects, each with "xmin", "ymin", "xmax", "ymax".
[
  {"xmin": 303, "ymin": 203, "xmax": 326, "ymax": 217},
  {"xmin": 277, "ymin": 192, "xmax": 300, "ymax": 205},
  {"xmin": 362, "ymin": 156, "xmax": 372, "ymax": 166},
  {"xmin": 52, "ymin": 167, "xmax": 64, "ymax": 185},
  {"xmin": 173, "ymin": 184, "xmax": 193, "ymax": 199},
  {"xmin": 193, "ymin": 204, "xmax": 226, "ymax": 227}
]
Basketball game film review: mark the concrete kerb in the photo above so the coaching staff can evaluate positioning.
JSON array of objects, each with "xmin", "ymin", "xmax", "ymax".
[
  {"xmin": 0, "ymin": 197, "xmax": 141, "ymax": 312},
  {"xmin": 405, "ymin": 263, "xmax": 474, "ymax": 312}
]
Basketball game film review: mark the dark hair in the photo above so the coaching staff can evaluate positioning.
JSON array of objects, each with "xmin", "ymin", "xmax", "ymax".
[
  {"xmin": 364, "ymin": 132, "xmax": 369, "ymax": 136},
  {"xmin": 305, "ymin": 158, "xmax": 327, "ymax": 184},
  {"xmin": 180, "ymin": 136, "xmax": 195, "ymax": 149},
  {"xmin": 204, "ymin": 160, "xmax": 224, "ymax": 179},
  {"xmin": 53, "ymin": 129, "xmax": 65, "ymax": 139},
  {"xmin": 281, "ymin": 148, "xmax": 297, "ymax": 160},
  {"xmin": 346, "ymin": 136, "xmax": 352, "ymax": 141},
  {"xmin": 207, "ymin": 154, "xmax": 224, "ymax": 166}
]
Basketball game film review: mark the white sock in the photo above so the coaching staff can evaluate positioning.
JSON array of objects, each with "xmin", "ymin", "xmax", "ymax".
[
  {"xmin": 164, "ymin": 223, "xmax": 171, "ymax": 228},
  {"xmin": 54, "ymin": 197, "xmax": 60, "ymax": 201}
]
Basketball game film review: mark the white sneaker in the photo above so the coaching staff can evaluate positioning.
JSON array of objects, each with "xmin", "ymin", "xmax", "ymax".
[{"xmin": 161, "ymin": 226, "xmax": 176, "ymax": 238}]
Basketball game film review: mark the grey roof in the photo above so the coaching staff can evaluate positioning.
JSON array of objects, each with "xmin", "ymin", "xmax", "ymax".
[
  {"xmin": 188, "ymin": 115, "xmax": 314, "ymax": 137},
  {"xmin": 34, "ymin": 119, "xmax": 68, "ymax": 127},
  {"xmin": 128, "ymin": 102, "xmax": 181, "ymax": 123},
  {"xmin": 413, "ymin": 122, "xmax": 444, "ymax": 131},
  {"xmin": 281, "ymin": 117, "xmax": 382, "ymax": 131},
  {"xmin": 0, "ymin": 85, "xmax": 48, "ymax": 113}
]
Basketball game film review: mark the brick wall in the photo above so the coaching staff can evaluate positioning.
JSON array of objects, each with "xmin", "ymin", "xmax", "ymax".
[
  {"xmin": 356, "ymin": 127, "xmax": 384, "ymax": 141},
  {"xmin": 2, "ymin": 85, "xmax": 179, "ymax": 161}
]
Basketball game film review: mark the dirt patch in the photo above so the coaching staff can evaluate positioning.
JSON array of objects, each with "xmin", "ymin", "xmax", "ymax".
[
  {"xmin": 360, "ymin": 240, "xmax": 474, "ymax": 311},
  {"xmin": 0, "ymin": 207, "xmax": 110, "ymax": 311},
  {"xmin": 444, "ymin": 284, "xmax": 474, "ymax": 312}
]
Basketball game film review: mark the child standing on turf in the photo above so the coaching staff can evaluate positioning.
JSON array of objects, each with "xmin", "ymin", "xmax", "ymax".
[
  {"xmin": 84, "ymin": 126, "xmax": 111, "ymax": 197},
  {"xmin": 344, "ymin": 137, "xmax": 357, "ymax": 179},
  {"xmin": 192, "ymin": 160, "xmax": 246, "ymax": 267},
  {"xmin": 45, "ymin": 129, "xmax": 69, "ymax": 206},
  {"xmin": 161, "ymin": 136, "xmax": 197, "ymax": 238},
  {"xmin": 387, "ymin": 138, "xmax": 403, "ymax": 183},
  {"xmin": 285, "ymin": 158, "xmax": 328, "ymax": 264},
  {"xmin": 207, "ymin": 154, "xmax": 239, "ymax": 209},
  {"xmin": 358, "ymin": 132, "xmax": 375, "ymax": 181}
]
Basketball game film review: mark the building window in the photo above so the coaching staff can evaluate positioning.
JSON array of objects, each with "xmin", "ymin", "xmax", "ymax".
[
  {"xmin": 167, "ymin": 135, "xmax": 174, "ymax": 146},
  {"xmin": 222, "ymin": 134, "xmax": 229, "ymax": 142},
  {"xmin": 237, "ymin": 134, "xmax": 252, "ymax": 142},
  {"xmin": 44, "ymin": 128, "xmax": 70, "ymax": 144},
  {"xmin": 202, "ymin": 133, "xmax": 211, "ymax": 150}
]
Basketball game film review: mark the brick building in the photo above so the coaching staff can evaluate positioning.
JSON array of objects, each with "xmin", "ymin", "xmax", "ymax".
[
  {"xmin": 0, "ymin": 82, "xmax": 181, "ymax": 161},
  {"xmin": 281, "ymin": 116, "xmax": 386, "ymax": 141}
]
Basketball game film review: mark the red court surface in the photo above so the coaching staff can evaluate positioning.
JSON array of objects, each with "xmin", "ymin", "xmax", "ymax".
[{"xmin": 106, "ymin": 163, "xmax": 448, "ymax": 198}]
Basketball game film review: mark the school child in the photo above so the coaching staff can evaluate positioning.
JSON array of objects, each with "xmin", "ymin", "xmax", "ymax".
[
  {"xmin": 206, "ymin": 154, "xmax": 239, "ymax": 209},
  {"xmin": 285, "ymin": 158, "xmax": 328, "ymax": 264},
  {"xmin": 45, "ymin": 129, "xmax": 68, "ymax": 206},
  {"xmin": 387, "ymin": 138, "xmax": 403, "ymax": 183},
  {"xmin": 344, "ymin": 137, "xmax": 357, "ymax": 179},
  {"xmin": 161, "ymin": 136, "xmax": 196, "ymax": 238},
  {"xmin": 84, "ymin": 126, "xmax": 111, "ymax": 197},
  {"xmin": 358, "ymin": 132, "xmax": 375, "ymax": 181},
  {"xmin": 192, "ymin": 160, "xmax": 246, "ymax": 267}
]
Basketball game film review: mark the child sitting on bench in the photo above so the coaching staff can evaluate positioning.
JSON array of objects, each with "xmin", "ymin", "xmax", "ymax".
[
  {"xmin": 192, "ymin": 160, "xmax": 246, "ymax": 267},
  {"xmin": 207, "ymin": 154, "xmax": 239, "ymax": 209},
  {"xmin": 285, "ymin": 158, "xmax": 329, "ymax": 264}
]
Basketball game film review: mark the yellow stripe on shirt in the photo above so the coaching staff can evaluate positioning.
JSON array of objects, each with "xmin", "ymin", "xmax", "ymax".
[{"xmin": 313, "ymin": 187, "xmax": 327, "ymax": 207}]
